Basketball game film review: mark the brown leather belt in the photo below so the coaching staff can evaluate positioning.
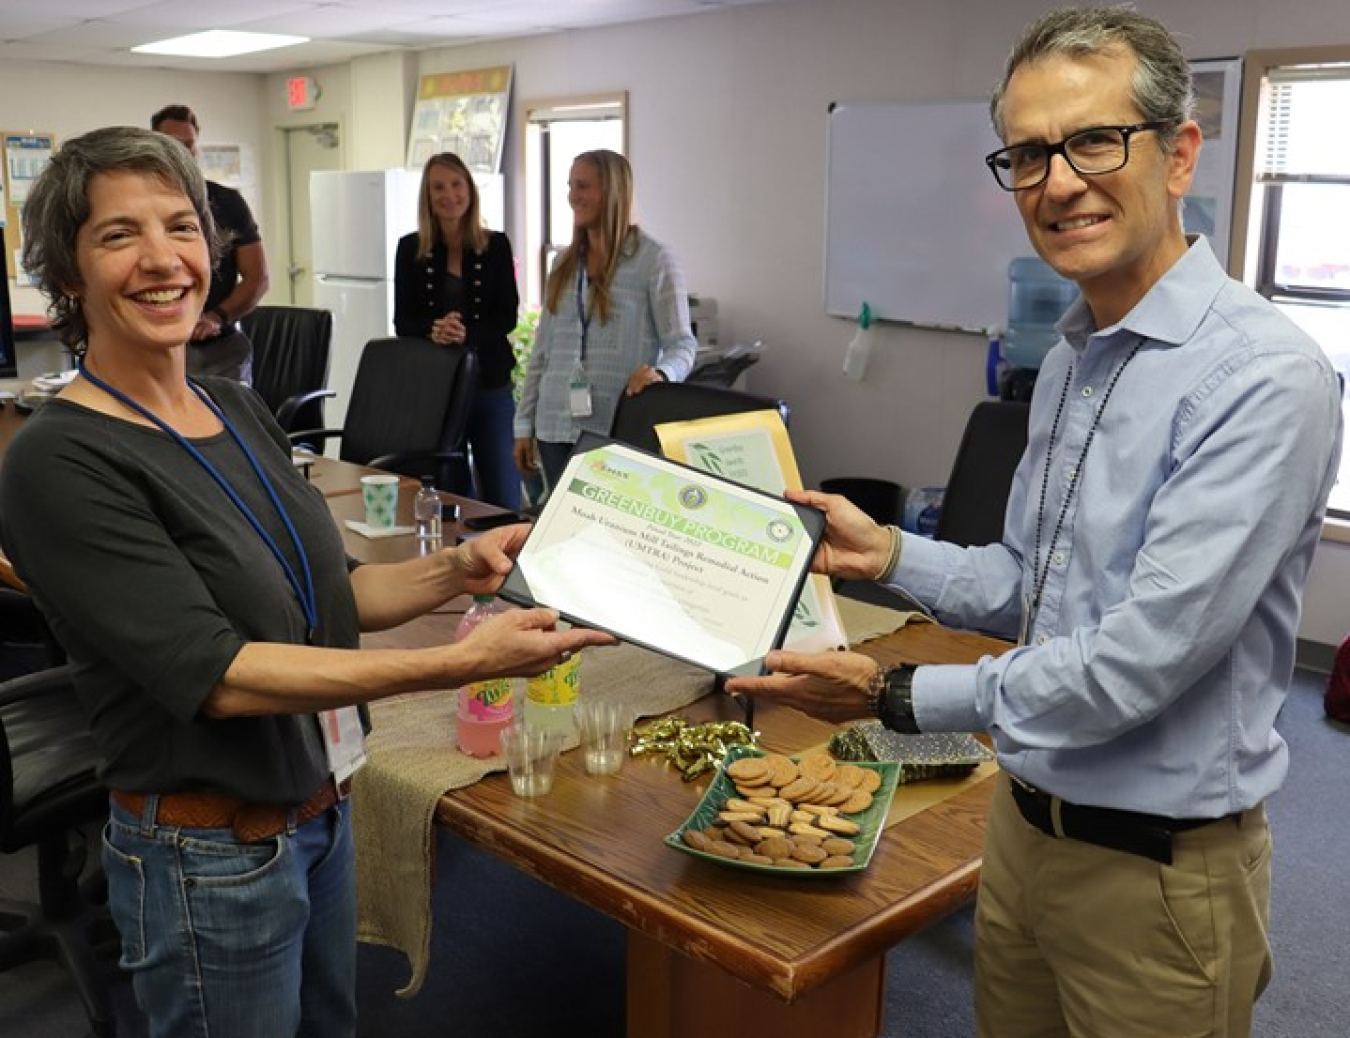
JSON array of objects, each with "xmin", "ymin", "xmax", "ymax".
[{"xmin": 112, "ymin": 777, "xmax": 350, "ymax": 844}]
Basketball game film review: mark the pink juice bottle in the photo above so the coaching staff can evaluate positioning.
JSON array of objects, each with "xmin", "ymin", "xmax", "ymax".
[{"xmin": 455, "ymin": 595, "xmax": 515, "ymax": 756}]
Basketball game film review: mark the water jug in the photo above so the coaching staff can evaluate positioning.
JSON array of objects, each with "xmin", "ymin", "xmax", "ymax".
[{"xmin": 1003, "ymin": 257, "xmax": 1077, "ymax": 370}]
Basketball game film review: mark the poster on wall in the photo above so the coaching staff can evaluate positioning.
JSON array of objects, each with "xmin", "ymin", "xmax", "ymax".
[
  {"xmin": 199, "ymin": 143, "xmax": 261, "ymax": 212},
  {"xmin": 406, "ymin": 65, "xmax": 512, "ymax": 175},
  {"xmin": 3, "ymin": 132, "xmax": 56, "ymax": 286},
  {"xmin": 1186, "ymin": 58, "xmax": 1243, "ymax": 267}
]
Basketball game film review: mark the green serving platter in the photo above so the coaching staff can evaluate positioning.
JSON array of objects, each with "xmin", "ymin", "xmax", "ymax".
[{"xmin": 664, "ymin": 744, "xmax": 901, "ymax": 877}]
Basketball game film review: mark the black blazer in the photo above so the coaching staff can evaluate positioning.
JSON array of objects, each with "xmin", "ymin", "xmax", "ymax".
[{"xmin": 393, "ymin": 230, "xmax": 520, "ymax": 390}]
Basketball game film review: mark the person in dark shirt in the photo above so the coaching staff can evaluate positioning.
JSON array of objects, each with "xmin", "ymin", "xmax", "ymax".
[
  {"xmin": 3, "ymin": 125, "xmax": 611, "ymax": 1038},
  {"xmin": 395, "ymin": 152, "xmax": 521, "ymax": 508},
  {"xmin": 151, "ymin": 104, "xmax": 270, "ymax": 382}
]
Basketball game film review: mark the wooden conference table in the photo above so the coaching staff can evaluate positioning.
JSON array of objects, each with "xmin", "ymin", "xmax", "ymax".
[{"xmin": 336, "ymin": 469, "xmax": 1010, "ymax": 1038}]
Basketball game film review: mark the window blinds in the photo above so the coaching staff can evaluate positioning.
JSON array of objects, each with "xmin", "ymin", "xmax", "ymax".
[{"xmin": 1256, "ymin": 65, "xmax": 1350, "ymax": 184}]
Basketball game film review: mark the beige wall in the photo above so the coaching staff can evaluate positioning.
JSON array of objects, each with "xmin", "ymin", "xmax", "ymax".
[{"xmin": 2, "ymin": 0, "xmax": 1346, "ymax": 644}]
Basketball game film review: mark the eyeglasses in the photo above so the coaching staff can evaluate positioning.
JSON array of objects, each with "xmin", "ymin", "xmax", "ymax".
[{"xmin": 984, "ymin": 121, "xmax": 1174, "ymax": 192}]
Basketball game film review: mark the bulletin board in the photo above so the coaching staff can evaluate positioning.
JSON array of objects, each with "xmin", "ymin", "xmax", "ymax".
[
  {"xmin": 3, "ymin": 131, "xmax": 57, "ymax": 284},
  {"xmin": 824, "ymin": 101, "xmax": 1029, "ymax": 333}
]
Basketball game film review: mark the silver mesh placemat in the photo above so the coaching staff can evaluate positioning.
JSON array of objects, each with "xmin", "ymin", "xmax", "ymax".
[{"xmin": 830, "ymin": 721, "xmax": 994, "ymax": 784}]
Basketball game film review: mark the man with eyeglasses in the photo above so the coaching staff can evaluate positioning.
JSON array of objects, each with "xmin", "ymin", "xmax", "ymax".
[{"xmin": 729, "ymin": 7, "xmax": 1341, "ymax": 1036}]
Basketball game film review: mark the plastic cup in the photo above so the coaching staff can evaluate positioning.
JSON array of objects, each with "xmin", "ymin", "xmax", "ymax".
[
  {"xmin": 360, "ymin": 474, "xmax": 400, "ymax": 529},
  {"xmin": 500, "ymin": 726, "xmax": 562, "ymax": 796},
  {"xmin": 574, "ymin": 700, "xmax": 631, "ymax": 776}
]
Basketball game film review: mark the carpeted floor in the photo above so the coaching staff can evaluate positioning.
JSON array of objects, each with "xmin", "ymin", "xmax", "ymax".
[{"xmin": 3, "ymin": 669, "xmax": 1344, "ymax": 1037}]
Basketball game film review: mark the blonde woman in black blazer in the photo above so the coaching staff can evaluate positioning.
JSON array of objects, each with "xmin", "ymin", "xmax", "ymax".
[{"xmin": 394, "ymin": 152, "xmax": 521, "ymax": 508}]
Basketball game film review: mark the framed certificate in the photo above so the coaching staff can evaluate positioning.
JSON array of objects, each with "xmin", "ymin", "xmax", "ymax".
[{"xmin": 498, "ymin": 433, "xmax": 825, "ymax": 677}]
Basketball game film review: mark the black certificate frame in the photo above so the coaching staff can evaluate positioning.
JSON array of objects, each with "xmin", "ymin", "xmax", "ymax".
[{"xmin": 497, "ymin": 432, "xmax": 825, "ymax": 678}]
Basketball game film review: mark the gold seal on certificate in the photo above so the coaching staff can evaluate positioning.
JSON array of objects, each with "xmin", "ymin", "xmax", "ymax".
[{"xmin": 498, "ymin": 433, "xmax": 825, "ymax": 677}]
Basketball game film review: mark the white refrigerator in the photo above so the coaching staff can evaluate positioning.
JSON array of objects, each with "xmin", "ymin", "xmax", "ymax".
[
  {"xmin": 311, "ymin": 168, "xmax": 423, "ymax": 440},
  {"xmin": 310, "ymin": 169, "xmax": 507, "ymax": 442}
]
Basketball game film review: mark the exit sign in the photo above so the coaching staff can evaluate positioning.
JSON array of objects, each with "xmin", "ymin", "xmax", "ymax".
[{"xmin": 287, "ymin": 76, "xmax": 318, "ymax": 111}]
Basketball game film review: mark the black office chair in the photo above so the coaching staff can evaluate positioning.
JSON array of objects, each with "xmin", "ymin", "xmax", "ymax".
[
  {"xmin": 608, "ymin": 382, "xmax": 791, "ymax": 455},
  {"xmin": 934, "ymin": 400, "xmax": 1031, "ymax": 548},
  {"xmin": 240, "ymin": 305, "xmax": 335, "ymax": 444},
  {"xmin": 288, "ymin": 336, "xmax": 478, "ymax": 490},
  {"xmin": 0, "ymin": 586, "xmax": 64, "ymax": 682},
  {"xmin": 1, "ymin": 665, "xmax": 119, "ymax": 1037}
]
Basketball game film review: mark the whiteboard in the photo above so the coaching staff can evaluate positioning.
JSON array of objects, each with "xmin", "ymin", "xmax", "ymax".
[{"xmin": 824, "ymin": 101, "xmax": 1033, "ymax": 332}]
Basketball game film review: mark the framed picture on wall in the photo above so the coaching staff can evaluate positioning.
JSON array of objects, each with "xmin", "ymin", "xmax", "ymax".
[{"xmin": 1187, "ymin": 58, "xmax": 1243, "ymax": 268}]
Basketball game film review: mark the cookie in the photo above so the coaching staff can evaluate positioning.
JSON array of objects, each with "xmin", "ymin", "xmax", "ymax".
[
  {"xmin": 857, "ymin": 768, "xmax": 883, "ymax": 794},
  {"xmin": 756, "ymin": 836, "xmax": 793, "ymax": 859},
  {"xmin": 726, "ymin": 757, "xmax": 772, "ymax": 783},
  {"xmin": 799, "ymin": 751, "xmax": 838, "ymax": 781},
  {"xmin": 682, "ymin": 829, "xmax": 713, "ymax": 852},
  {"xmin": 841, "ymin": 789, "xmax": 875, "ymax": 814},
  {"xmin": 837, "ymin": 763, "xmax": 869, "ymax": 789},
  {"xmin": 817, "ymin": 814, "xmax": 862, "ymax": 836},
  {"xmin": 822, "ymin": 836, "xmax": 857, "ymax": 857},
  {"xmin": 763, "ymin": 753, "xmax": 800, "ymax": 787},
  {"xmin": 791, "ymin": 842, "xmax": 828, "ymax": 865}
]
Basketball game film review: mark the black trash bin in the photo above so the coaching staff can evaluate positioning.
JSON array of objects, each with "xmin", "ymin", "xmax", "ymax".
[{"xmin": 819, "ymin": 477, "xmax": 904, "ymax": 527}]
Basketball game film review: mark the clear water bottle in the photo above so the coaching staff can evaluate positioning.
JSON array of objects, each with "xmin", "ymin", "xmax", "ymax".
[
  {"xmin": 1003, "ymin": 257, "xmax": 1077, "ymax": 370},
  {"xmin": 456, "ymin": 596, "xmax": 514, "ymax": 756},
  {"xmin": 414, "ymin": 475, "xmax": 442, "ymax": 542}
]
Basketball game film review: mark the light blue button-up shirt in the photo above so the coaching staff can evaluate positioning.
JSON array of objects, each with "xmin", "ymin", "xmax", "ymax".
[
  {"xmin": 890, "ymin": 238, "xmax": 1342, "ymax": 817},
  {"xmin": 514, "ymin": 229, "xmax": 697, "ymax": 444}
]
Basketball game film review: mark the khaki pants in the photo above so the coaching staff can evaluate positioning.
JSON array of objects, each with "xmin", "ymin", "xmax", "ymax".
[{"xmin": 975, "ymin": 776, "xmax": 1272, "ymax": 1038}]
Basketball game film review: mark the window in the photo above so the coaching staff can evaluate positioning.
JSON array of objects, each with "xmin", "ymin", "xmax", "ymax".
[
  {"xmin": 521, "ymin": 94, "xmax": 627, "ymax": 307},
  {"xmin": 1239, "ymin": 51, "xmax": 1350, "ymax": 520}
]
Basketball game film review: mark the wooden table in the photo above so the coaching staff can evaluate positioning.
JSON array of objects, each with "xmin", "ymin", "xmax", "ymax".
[
  {"xmin": 320, "ymin": 467, "xmax": 516, "ymax": 564},
  {"xmin": 361, "ymin": 576, "xmax": 1007, "ymax": 1037}
]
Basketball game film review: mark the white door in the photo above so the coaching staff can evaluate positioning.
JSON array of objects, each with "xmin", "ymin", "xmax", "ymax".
[{"xmin": 285, "ymin": 124, "xmax": 341, "ymax": 306}]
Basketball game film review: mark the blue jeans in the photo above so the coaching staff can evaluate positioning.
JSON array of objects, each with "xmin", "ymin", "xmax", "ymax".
[
  {"xmin": 104, "ymin": 795, "xmax": 357, "ymax": 1038},
  {"xmin": 449, "ymin": 385, "xmax": 521, "ymax": 510}
]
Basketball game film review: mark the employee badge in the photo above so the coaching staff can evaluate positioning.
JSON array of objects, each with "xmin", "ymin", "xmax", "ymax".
[
  {"xmin": 569, "ymin": 373, "xmax": 593, "ymax": 418},
  {"xmin": 319, "ymin": 706, "xmax": 367, "ymax": 783}
]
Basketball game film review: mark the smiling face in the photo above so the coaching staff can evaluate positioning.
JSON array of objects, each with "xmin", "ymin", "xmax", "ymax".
[
  {"xmin": 427, "ymin": 162, "xmax": 471, "ymax": 228},
  {"xmin": 74, "ymin": 169, "xmax": 210, "ymax": 357},
  {"xmin": 568, "ymin": 158, "xmax": 604, "ymax": 232},
  {"xmin": 1002, "ymin": 47, "xmax": 1200, "ymax": 326}
]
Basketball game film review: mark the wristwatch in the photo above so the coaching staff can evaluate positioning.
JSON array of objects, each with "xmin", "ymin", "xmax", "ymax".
[{"xmin": 867, "ymin": 663, "xmax": 920, "ymax": 734}]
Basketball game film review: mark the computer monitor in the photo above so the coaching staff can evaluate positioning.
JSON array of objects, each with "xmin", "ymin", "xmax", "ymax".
[{"xmin": 0, "ymin": 245, "xmax": 17, "ymax": 379}]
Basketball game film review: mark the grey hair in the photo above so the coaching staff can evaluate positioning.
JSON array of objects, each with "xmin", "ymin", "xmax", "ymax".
[
  {"xmin": 21, "ymin": 125, "xmax": 220, "ymax": 351},
  {"xmin": 989, "ymin": 5, "xmax": 1195, "ymax": 148}
]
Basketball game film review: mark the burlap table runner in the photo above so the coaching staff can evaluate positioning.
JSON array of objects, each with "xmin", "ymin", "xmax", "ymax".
[{"xmin": 354, "ymin": 595, "xmax": 928, "ymax": 996}]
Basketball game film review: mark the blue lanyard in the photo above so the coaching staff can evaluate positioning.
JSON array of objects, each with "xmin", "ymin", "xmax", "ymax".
[
  {"xmin": 77, "ymin": 362, "xmax": 319, "ymax": 640},
  {"xmin": 575, "ymin": 261, "xmax": 591, "ymax": 366}
]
